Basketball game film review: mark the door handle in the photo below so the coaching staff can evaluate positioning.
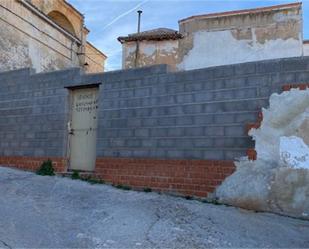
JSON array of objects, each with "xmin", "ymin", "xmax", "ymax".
[{"xmin": 67, "ymin": 122, "xmax": 74, "ymax": 135}]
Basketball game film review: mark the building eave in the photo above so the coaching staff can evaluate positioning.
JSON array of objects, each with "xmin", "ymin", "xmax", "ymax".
[{"xmin": 179, "ymin": 2, "xmax": 302, "ymax": 24}]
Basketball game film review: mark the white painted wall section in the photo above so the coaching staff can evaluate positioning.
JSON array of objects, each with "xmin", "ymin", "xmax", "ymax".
[
  {"xmin": 178, "ymin": 30, "xmax": 303, "ymax": 70},
  {"xmin": 304, "ymin": 43, "xmax": 309, "ymax": 56}
]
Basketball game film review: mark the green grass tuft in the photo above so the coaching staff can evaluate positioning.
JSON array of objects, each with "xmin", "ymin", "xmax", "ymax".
[{"xmin": 36, "ymin": 159, "xmax": 55, "ymax": 176}]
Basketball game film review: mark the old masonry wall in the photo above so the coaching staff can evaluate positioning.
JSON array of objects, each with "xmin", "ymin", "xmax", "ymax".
[{"xmin": 1, "ymin": 57, "xmax": 309, "ymax": 197}]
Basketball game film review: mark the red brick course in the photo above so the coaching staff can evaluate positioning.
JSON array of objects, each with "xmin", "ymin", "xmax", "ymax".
[
  {"xmin": 0, "ymin": 156, "xmax": 67, "ymax": 172},
  {"xmin": 282, "ymin": 83, "xmax": 309, "ymax": 91},
  {"xmin": 94, "ymin": 158, "xmax": 235, "ymax": 197},
  {"xmin": 0, "ymin": 156, "xmax": 235, "ymax": 198},
  {"xmin": 246, "ymin": 111, "xmax": 263, "ymax": 161}
]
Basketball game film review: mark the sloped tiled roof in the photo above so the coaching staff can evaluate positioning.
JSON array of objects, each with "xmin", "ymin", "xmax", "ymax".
[{"xmin": 118, "ymin": 28, "xmax": 183, "ymax": 43}]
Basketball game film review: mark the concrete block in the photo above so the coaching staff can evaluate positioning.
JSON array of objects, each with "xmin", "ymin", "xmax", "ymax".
[
  {"xmin": 134, "ymin": 87, "xmax": 150, "ymax": 97},
  {"xmin": 214, "ymin": 90, "xmax": 235, "ymax": 100},
  {"xmin": 205, "ymin": 126, "xmax": 224, "ymax": 136},
  {"xmin": 126, "ymin": 139, "xmax": 141, "ymax": 147},
  {"xmin": 142, "ymin": 118, "xmax": 158, "ymax": 127},
  {"xmin": 282, "ymin": 58, "xmax": 309, "ymax": 71},
  {"xmin": 111, "ymin": 119, "xmax": 127, "ymax": 128},
  {"xmin": 184, "ymin": 150, "xmax": 203, "ymax": 159},
  {"xmin": 271, "ymin": 73, "xmax": 296, "ymax": 85},
  {"xmin": 203, "ymin": 150, "xmax": 224, "ymax": 160},
  {"xmin": 247, "ymin": 75, "xmax": 270, "ymax": 86},
  {"xmin": 134, "ymin": 128, "xmax": 149, "ymax": 137},
  {"xmin": 214, "ymin": 65, "xmax": 235, "ymax": 78},
  {"xmin": 118, "ymin": 129, "xmax": 134, "ymax": 137},
  {"xmin": 133, "ymin": 150, "xmax": 150, "ymax": 157},
  {"xmin": 194, "ymin": 115, "xmax": 214, "ymax": 125},
  {"xmin": 141, "ymin": 139, "xmax": 157, "ymax": 148},
  {"xmin": 127, "ymin": 118, "xmax": 142, "ymax": 127},
  {"xmin": 295, "ymin": 72, "xmax": 309, "ymax": 82},
  {"xmin": 214, "ymin": 114, "xmax": 235, "ymax": 124},
  {"xmin": 183, "ymin": 104, "xmax": 203, "ymax": 114},
  {"xmin": 176, "ymin": 116, "xmax": 194, "ymax": 126},
  {"xmin": 234, "ymin": 62, "xmax": 256, "ymax": 75},
  {"xmin": 110, "ymin": 139, "xmax": 125, "ymax": 147},
  {"xmin": 224, "ymin": 150, "xmax": 246, "ymax": 160},
  {"xmin": 194, "ymin": 92, "xmax": 213, "ymax": 102},
  {"xmin": 176, "ymin": 94, "xmax": 193, "ymax": 103},
  {"xmin": 258, "ymin": 61, "xmax": 281, "ymax": 74},
  {"xmin": 184, "ymin": 82, "xmax": 204, "ymax": 92},
  {"xmin": 158, "ymin": 139, "xmax": 175, "ymax": 148},
  {"xmin": 234, "ymin": 112, "xmax": 258, "ymax": 123},
  {"xmin": 149, "ymin": 149, "xmax": 166, "ymax": 158},
  {"xmin": 234, "ymin": 88, "xmax": 257, "ymax": 99},
  {"xmin": 166, "ymin": 150, "xmax": 185, "ymax": 159},
  {"xmin": 158, "ymin": 117, "xmax": 176, "ymax": 126},
  {"xmin": 167, "ymin": 106, "xmax": 184, "ymax": 115},
  {"xmin": 150, "ymin": 128, "xmax": 168, "ymax": 137},
  {"xmin": 168, "ymin": 127, "xmax": 184, "ymax": 137},
  {"xmin": 194, "ymin": 138, "xmax": 213, "ymax": 148},
  {"xmin": 224, "ymin": 126, "xmax": 245, "ymax": 136},
  {"xmin": 185, "ymin": 127, "xmax": 204, "ymax": 136},
  {"xmin": 224, "ymin": 78, "xmax": 246, "ymax": 88}
]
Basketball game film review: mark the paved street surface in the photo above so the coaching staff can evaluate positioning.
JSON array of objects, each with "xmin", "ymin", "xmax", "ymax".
[{"xmin": 0, "ymin": 167, "xmax": 308, "ymax": 248}]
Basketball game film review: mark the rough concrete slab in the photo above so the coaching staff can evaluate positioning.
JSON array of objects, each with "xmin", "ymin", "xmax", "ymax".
[{"xmin": 0, "ymin": 167, "xmax": 309, "ymax": 248}]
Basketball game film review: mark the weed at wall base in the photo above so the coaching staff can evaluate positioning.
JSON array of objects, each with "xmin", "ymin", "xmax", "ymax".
[{"xmin": 36, "ymin": 159, "xmax": 55, "ymax": 176}]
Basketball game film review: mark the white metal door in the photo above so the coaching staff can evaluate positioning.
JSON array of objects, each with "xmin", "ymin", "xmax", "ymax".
[{"xmin": 69, "ymin": 87, "xmax": 99, "ymax": 171}]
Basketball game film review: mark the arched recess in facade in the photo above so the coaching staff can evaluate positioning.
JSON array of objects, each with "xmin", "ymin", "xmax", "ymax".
[{"xmin": 47, "ymin": 10, "xmax": 76, "ymax": 36}]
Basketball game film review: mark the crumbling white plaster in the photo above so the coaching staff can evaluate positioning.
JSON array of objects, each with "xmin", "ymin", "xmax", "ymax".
[
  {"xmin": 280, "ymin": 136, "xmax": 309, "ymax": 169},
  {"xmin": 177, "ymin": 30, "xmax": 302, "ymax": 71},
  {"xmin": 141, "ymin": 43, "xmax": 157, "ymax": 57},
  {"xmin": 304, "ymin": 43, "xmax": 309, "ymax": 56},
  {"xmin": 249, "ymin": 89, "xmax": 309, "ymax": 163},
  {"xmin": 217, "ymin": 89, "xmax": 309, "ymax": 219},
  {"xmin": 273, "ymin": 11, "xmax": 300, "ymax": 22}
]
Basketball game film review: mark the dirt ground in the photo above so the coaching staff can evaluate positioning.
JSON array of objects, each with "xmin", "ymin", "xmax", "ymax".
[{"xmin": 0, "ymin": 167, "xmax": 308, "ymax": 248}]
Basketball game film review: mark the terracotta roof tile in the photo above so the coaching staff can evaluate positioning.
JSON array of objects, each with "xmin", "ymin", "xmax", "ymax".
[{"xmin": 118, "ymin": 28, "xmax": 183, "ymax": 43}]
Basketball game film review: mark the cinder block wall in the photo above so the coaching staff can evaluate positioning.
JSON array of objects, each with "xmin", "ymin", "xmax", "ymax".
[
  {"xmin": 1, "ymin": 58, "xmax": 309, "ymax": 197},
  {"xmin": 85, "ymin": 57, "xmax": 309, "ymax": 160}
]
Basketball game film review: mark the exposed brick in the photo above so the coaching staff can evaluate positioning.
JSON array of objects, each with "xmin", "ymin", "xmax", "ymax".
[
  {"xmin": 247, "ymin": 149, "xmax": 257, "ymax": 161},
  {"xmin": 0, "ymin": 156, "xmax": 67, "ymax": 172},
  {"xmin": 282, "ymin": 83, "xmax": 309, "ymax": 91},
  {"xmin": 91, "ymin": 157, "xmax": 235, "ymax": 198}
]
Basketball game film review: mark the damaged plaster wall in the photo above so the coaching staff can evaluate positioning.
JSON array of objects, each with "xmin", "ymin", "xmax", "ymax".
[
  {"xmin": 178, "ymin": 4, "xmax": 303, "ymax": 70},
  {"xmin": 304, "ymin": 43, "xmax": 309, "ymax": 56},
  {"xmin": 216, "ymin": 89, "xmax": 309, "ymax": 219},
  {"xmin": 123, "ymin": 40, "xmax": 179, "ymax": 71},
  {"xmin": 0, "ymin": 1, "xmax": 80, "ymax": 73}
]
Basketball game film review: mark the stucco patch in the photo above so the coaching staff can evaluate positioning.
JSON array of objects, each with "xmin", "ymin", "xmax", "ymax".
[
  {"xmin": 177, "ymin": 30, "xmax": 302, "ymax": 70},
  {"xmin": 216, "ymin": 89, "xmax": 309, "ymax": 219}
]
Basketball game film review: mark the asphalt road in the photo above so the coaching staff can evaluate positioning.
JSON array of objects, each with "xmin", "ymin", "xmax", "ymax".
[{"xmin": 0, "ymin": 167, "xmax": 308, "ymax": 248}]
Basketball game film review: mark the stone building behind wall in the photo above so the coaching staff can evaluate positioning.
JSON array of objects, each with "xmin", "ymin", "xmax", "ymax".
[
  {"xmin": 119, "ymin": 2, "xmax": 305, "ymax": 71},
  {"xmin": 0, "ymin": 0, "xmax": 107, "ymax": 73},
  {"xmin": 304, "ymin": 40, "xmax": 309, "ymax": 56},
  {"xmin": 118, "ymin": 28, "xmax": 183, "ymax": 71}
]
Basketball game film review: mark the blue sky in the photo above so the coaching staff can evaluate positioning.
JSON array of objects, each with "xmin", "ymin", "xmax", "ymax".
[{"xmin": 68, "ymin": 0, "xmax": 309, "ymax": 71}]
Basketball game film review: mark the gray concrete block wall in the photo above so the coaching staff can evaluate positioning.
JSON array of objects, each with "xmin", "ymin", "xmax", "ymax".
[
  {"xmin": 1, "ymin": 57, "xmax": 309, "ymax": 160},
  {"xmin": 91, "ymin": 56, "xmax": 309, "ymax": 160},
  {"xmin": 0, "ymin": 68, "xmax": 81, "ymax": 157}
]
